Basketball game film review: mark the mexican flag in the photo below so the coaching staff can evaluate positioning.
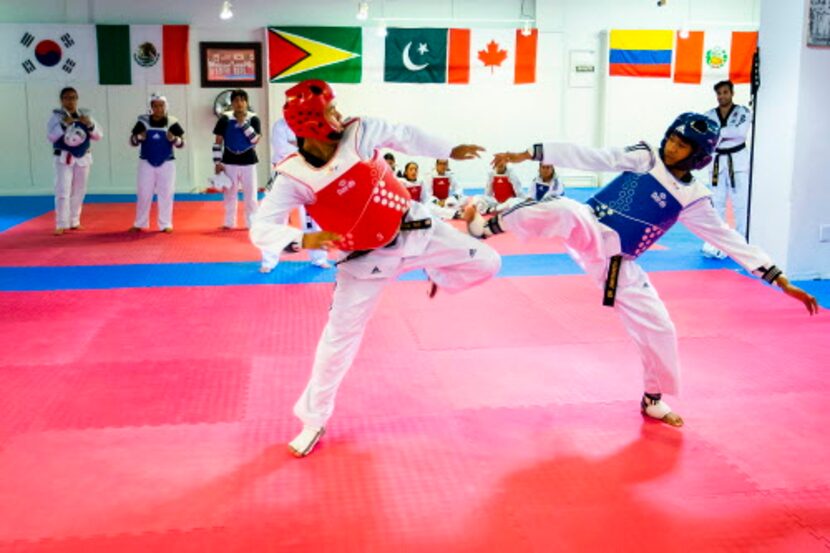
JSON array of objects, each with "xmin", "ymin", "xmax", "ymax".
[
  {"xmin": 267, "ymin": 27, "xmax": 361, "ymax": 83},
  {"xmin": 96, "ymin": 24, "xmax": 190, "ymax": 85},
  {"xmin": 0, "ymin": 24, "xmax": 98, "ymax": 82}
]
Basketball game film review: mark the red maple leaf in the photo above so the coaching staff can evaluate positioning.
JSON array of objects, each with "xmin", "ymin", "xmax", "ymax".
[{"xmin": 478, "ymin": 40, "xmax": 508, "ymax": 73}]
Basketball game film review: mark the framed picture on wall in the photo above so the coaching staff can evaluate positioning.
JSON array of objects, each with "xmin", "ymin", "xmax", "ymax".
[
  {"xmin": 199, "ymin": 41, "xmax": 263, "ymax": 88},
  {"xmin": 809, "ymin": 0, "xmax": 830, "ymax": 46}
]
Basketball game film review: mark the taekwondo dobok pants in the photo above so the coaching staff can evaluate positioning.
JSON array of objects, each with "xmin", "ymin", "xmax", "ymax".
[
  {"xmin": 54, "ymin": 157, "xmax": 91, "ymax": 229},
  {"xmin": 293, "ymin": 204, "xmax": 501, "ymax": 429},
  {"xmin": 134, "ymin": 159, "xmax": 176, "ymax": 230},
  {"xmin": 223, "ymin": 163, "xmax": 258, "ymax": 229},
  {"xmin": 500, "ymin": 197, "xmax": 681, "ymax": 396}
]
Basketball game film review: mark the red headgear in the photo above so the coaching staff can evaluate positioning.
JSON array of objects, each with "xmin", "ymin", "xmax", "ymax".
[{"xmin": 283, "ymin": 79, "xmax": 339, "ymax": 142}]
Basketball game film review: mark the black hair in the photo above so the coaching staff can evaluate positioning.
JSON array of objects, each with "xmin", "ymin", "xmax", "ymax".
[
  {"xmin": 383, "ymin": 153, "xmax": 396, "ymax": 162},
  {"xmin": 404, "ymin": 161, "xmax": 418, "ymax": 172},
  {"xmin": 59, "ymin": 87, "xmax": 77, "ymax": 99},
  {"xmin": 230, "ymin": 89, "xmax": 249, "ymax": 102},
  {"xmin": 713, "ymin": 80, "xmax": 734, "ymax": 93}
]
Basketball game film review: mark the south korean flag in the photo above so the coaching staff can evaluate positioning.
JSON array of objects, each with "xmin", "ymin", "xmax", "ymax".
[{"xmin": 0, "ymin": 24, "xmax": 98, "ymax": 82}]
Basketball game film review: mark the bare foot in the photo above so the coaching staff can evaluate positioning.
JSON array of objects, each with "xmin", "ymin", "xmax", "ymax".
[
  {"xmin": 641, "ymin": 396, "xmax": 685, "ymax": 427},
  {"xmin": 660, "ymin": 411, "xmax": 685, "ymax": 427},
  {"xmin": 70, "ymin": 225, "xmax": 83, "ymax": 230},
  {"xmin": 128, "ymin": 226, "xmax": 142, "ymax": 233},
  {"xmin": 54, "ymin": 228, "xmax": 65, "ymax": 236},
  {"xmin": 161, "ymin": 228, "xmax": 173, "ymax": 234},
  {"xmin": 259, "ymin": 265, "xmax": 273, "ymax": 274}
]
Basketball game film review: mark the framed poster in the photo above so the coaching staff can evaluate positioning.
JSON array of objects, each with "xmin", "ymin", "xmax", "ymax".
[
  {"xmin": 199, "ymin": 41, "xmax": 262, "ymax": 87},
  {"xmin": 809, "ymin": 0, "xmax": 830, "ymax": 46}
]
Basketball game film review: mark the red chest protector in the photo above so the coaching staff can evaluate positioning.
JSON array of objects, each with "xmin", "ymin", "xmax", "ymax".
[
  {"xmin": 276, "ymin": 119, "xmax": 411, "ymax": 251},
  {"xmin": 432, "ymin": 176, "xmax": 450, "ymax": 200},
  {"xmin": 492, "ymin": 175, "xmax": 515, "ymax": 203},
  {"xmin": 404, "ymin": 181, "xmax": 423, "ymax": 202}
]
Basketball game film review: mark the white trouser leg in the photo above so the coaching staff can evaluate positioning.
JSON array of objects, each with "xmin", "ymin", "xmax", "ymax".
[
  {"xmin": 591, "ymin": 260, "xmax": 680, "ymax": 395},
  {"xmin": 501, "ymin": 198, "xmax": 679, "ymax": 395},
  {"xmin": 54, "ymin": 160, "xmax": 74, "ymax": 229},
  {"xmin": 409, "ymin": 218, "xmax": 501, "ymax": 293},
  {"xmin": 134, "ymin": 160, "xmax": 155, "ymax": 228},
  {"xmin": 294, "ymin": 273, "xmax": 390, "ymax": 428},
  {"xmin": 156, "ymin": 162, "xmax": 176, "ymax": 230},
  {"xmin": 730, "ymin": 171, "xmax": 750, "ymax": 238},
  {"xmin": 293, "ymin": 217, "xmax": 499, "ymax": 429},
  {"xmin": 239, "ymin": 165, "xmax": 258, "ymax": 229},
  {"xmin": 500, "ymin": 197, "xmax": 607, "ymax": 255},
  {"xmin": 69, "ymin": 163, "xmax": 90, "ymax": 228},
  {"xmin": 222, "ymin": 165, "xmax": 240, "ymax": 228},
  {"xmin": 261, "ymin": 250, "xmax": 280, "ymax": 270}
]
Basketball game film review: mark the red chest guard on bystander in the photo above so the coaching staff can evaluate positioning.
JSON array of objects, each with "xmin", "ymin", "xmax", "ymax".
[{"xmin": 492, "ymin": 175, "xmax": 515, "ymax": 203}]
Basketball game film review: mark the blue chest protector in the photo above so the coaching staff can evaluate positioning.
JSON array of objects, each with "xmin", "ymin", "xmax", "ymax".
[
  {"xmin": 138, "ymin": 116, "xmax": 175, "ymax": 167},
  {"xmin": 223, "ymin": 116, "xmax": 253, "ymax": 154},
  {"xmin": 534, "ymin": 183, "xmax": 550, "ymax": 201},
  {"xmin": 586, "ymin": 172, "xmax": 683, "ymax": 258},
  {"xmin": 54, "ymin": 121, "xmax": 92, "ymax": 158}
]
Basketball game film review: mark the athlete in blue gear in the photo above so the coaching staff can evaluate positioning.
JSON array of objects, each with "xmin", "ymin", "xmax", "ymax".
[{"xmin": 465, "ymin": 112, "xmax": 819, "ymax": 427}]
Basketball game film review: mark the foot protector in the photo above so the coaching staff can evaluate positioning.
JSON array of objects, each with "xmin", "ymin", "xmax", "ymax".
[
  {"xmin": 288, "ymin": 426, "xmax": 326, "ymax": 457},
  {"xmin": 641, "ymin": 394, "xmax": 684, "ymax": 427}
]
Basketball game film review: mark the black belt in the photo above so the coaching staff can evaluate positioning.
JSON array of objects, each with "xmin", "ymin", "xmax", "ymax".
[
  {"xmin": 336, "ymin": 217, "xmax": 432, "ymax": 265},
  {"xmin": 602, "ymin": 255, "xmax": 623, "ymax": 307},
  {"xmin": 712, "ymin": 143, "xmax": 746, "ymax": 188}
]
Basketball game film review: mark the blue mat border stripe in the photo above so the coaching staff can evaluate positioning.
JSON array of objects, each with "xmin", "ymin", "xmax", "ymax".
[{"xmin": 1, "ymin": 192, "xmax": 827, "ymax": 307}]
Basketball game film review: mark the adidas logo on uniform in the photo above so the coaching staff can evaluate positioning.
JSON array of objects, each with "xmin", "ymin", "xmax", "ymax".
[
  {"xmin": 371, "ymin": 266, "xmax": 381, "ymax": 274},
  {"xmin": 469, "ymin": 248, "xmax": 477, "ymax": 258}
]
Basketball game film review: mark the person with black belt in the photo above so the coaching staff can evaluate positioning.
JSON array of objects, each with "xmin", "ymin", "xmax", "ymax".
[
  {"xmin": 250, "ymin": 80, "xmax": 501, "ymax": 457},
  {"xmin": 464, "ymin": 113, "xmax": 818, "ymax": 428},
  {"xmin": 702, "ymin": 79, "xmax": 752, "ymax": 258}
]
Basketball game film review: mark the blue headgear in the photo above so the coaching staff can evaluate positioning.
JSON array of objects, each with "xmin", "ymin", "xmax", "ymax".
[{"xmin": 659, "ymin": 112, "xmax": 720, "ymax": 171}]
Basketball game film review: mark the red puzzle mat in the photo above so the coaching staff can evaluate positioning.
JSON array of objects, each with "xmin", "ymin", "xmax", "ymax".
[{"xmin": 0, "ymin": 271, "xmax": 827, "ymax": 551}]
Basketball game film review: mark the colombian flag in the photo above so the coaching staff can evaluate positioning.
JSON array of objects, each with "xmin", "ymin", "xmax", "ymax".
[{"xmin": 609, "ymin": 30, "xmax": 674, "ymax": 78}]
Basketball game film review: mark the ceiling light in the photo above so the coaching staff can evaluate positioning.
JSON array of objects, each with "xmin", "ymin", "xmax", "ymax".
[
  {"xmin": 356, "ymin": 2, "xmax": 369, "ymax": 21},
  {"xmin": 219, "ymin": 1, "xmax": 233, "ymax": 20}
]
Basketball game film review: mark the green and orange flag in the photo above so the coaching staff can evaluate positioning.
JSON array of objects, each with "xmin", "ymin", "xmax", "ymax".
[{"xmin": 266, "ymin": 26, "xmax": 361, "ymax": 83}]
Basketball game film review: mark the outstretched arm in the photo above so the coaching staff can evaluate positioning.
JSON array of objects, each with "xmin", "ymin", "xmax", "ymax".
[
  {"xmin": 680, "ymin": 199, "xmax": 819, "ymax": 315},
  {"xmin": 358, "ymin": 117, "xmax": 484, "ymax": 161},
  {"xmin": 493, "ymin": 142, "xmax": 654, "ymax": 174}
]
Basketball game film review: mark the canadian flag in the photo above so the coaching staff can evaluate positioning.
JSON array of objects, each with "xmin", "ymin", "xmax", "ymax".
[
  {"xmin": 447, "ymin": 28, "xmax": 538, "ymax": 85},
  {"xmin": 673, "ymin": 30, "xmax": 757, "ymax": 84}
]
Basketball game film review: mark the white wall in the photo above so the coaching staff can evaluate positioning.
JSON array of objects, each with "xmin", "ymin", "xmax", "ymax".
[
  {"xmin": 0, "ymin": 0, "xmax": 760, "ymax": 194},
  {"xmin": 752, "ymin": 0, "xmax": 830, "ymax": 279}
]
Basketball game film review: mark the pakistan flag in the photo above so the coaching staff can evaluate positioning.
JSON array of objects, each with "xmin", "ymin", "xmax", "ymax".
[{"xmin": 384, "ymin": 28, "xmax": 448, "ymax": 83}]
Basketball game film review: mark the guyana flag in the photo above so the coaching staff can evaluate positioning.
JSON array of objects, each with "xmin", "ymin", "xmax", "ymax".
[{"xmin": 266, "ymin": 26, "xmax": 361, "ymax": 83}]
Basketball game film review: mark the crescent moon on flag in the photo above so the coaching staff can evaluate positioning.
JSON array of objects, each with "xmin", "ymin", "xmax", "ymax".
[{"xmin": 402, "ymin": 42, "xmax": 428, "ymax": 71}]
